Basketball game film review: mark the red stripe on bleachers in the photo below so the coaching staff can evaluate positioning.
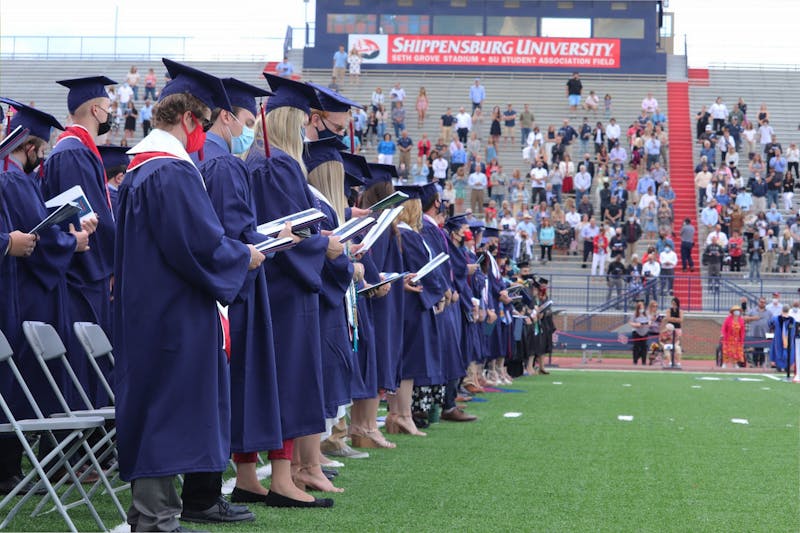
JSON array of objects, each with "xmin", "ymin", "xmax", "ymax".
[{"xmin": 667, "ymin": 81, "xmax": 703, "ymax": 311}]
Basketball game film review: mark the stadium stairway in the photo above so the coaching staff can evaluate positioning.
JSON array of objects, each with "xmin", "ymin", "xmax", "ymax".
[{"xmin": 666, "ymin": 81, "xmax": 702, "ymax": 310}]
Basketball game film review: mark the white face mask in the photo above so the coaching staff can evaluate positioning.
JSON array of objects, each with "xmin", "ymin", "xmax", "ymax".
[
  {"xmin": 733, "ymin": 311, "xmax": 741, "ymax": 317},
  {"xmin": 773, "ymin": 299, "xmax": 779, "ymax": 305}
]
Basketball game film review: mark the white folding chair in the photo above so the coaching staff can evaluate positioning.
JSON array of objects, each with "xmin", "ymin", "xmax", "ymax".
[
  {"xmin": 22, "ymin": 321, "xmax": 126, "ymax": 522},
  {"xmin": 0, "ymin": 329, "xmax": 106, "ymax": 532}
]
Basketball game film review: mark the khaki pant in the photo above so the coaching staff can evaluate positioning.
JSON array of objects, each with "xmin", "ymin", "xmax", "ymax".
[
  {"xmin": 441, "ymin": 126, "xmax": 453, "ymax": 143},
  {"xmin": 333, "ymin": 67, "xmax": 345, "ymax": 82},
  {"xmin": 470, "ymin": 189, "xmax": 485, "ymax": 214},
  {"xmin": 399, "ymin": 150, "xmax": 411, "ymax": 171}
]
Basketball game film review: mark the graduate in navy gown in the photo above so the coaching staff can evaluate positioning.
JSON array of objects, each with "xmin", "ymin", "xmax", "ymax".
[
  {"xmin": 769, "ymin": 305, "xmax": 796, "ymax": 373},
  {"xmin": 245, "ymin": 73, "xmax": 339, "ymax": 507},
  {"xmin": 391, "ymin": 187, "xmax": 443, "ymax": 436},
  {"xmin": 339, "ymin": 154, "xmax": 397, "ymax": 450},
  {"xmin": 194, "ymin": 76, "xmax": 293, "ymax": 511},
  {"xmin": 97, "ymin": 145, "xmax": 130, "ymax": 219},
  {"xmin": 114, "ymin": 59, "xmax": 262, "ymax": 531},
  {"xmin": 42, "ymin": 75, "xmax": 117, "ymax": 409}
]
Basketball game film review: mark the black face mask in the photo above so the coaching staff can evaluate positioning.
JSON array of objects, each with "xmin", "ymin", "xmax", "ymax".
[
  {"xmin": 23, "ymin": 148, "xmax": 42, "ymax": 175},
  {"xmin": 488, "ymin": 244, "xmax": 497, "ymax": 253},
  {"xmin": 315, "ymin": 124, "xmax": 343, "ymax": 141},
  {"xmin": 97, "ymin": 111, "xmax": 112, "ymax": 136}
]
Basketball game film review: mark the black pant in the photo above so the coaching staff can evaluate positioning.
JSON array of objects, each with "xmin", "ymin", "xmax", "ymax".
[
  {"xmin": 540, "ymin": 245, "xmax": 552, "ymax": 261},
  {"xmin": 142, "ymin": 120, "xmax": 152, "ymax": 137},
  {"xmin": 730, "ymin": 255, "xmax": 742, "ymax": 272},
  {"xmin": 680, "ymin": 241, "xmax": 694, "ymax": 270},
  {"xmin": 0, "ymin": 437, "xmax": 22, "ymax": 480},
  {"xmin": 443, "ymin": 378, "xmax": 460, "ymax": 410},
  {"xmin": 790, "ymin": 161, "xmax": 799, "ymax": 182},
  {"xmin": 181, "ymin": 472, "xmax": 222, "ymax": 511},
  {"xmin": 582, "ymin": 240, "xmax": 593, "ymax": 264},
  {"xmin": 632, "ymin": 334, "xmax": 648, "ymax": 365},
  {"xmin": 457, "ymin": 127, "xmax": 469, "ymax": 144},
  {"xmin": 531, "ymin": 188, "xmax": 546, "ymax": 206}
]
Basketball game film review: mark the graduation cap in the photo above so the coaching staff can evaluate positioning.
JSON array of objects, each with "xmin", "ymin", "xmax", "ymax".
[
  {"xmin": 0, "ymin": 98, "xmax": 63, "ymax": 141},
  {"xmin": 160, "ymin": 58, "xmax": 232, "ymax": 112},
  {"xmin": 344, "ymin": 171, "xmax": 365, "ymax": 191},
  {"xmin": 302, "ymin": 136, "xmax": 347, "ymax": 174},
  {"xmin": 221, "ymin": 77, "xmax": 272, "ymax": 117},
  {"xmin": 468, "ymin": 220, "xmax": 485, "ymax": 234},
  {"xmin": 263, "ymin": 73, "xmax": 321, "ymax": 115},
  {"xmin": 516, "ymin": 260, "xmax": 530, "ymax": 269},
  {"xmin": 309, "ymin": 83, "xmax": 364, "ymax": 112},
  {"xmin": 364, "ymin": 163, "xmax": 398, "ymax": 188},
  {"xmin": 394, "ymin": 184, "xmax": 423, "ymax": 200},
  {"xmin": 418, "ymin": 182, "xmax": 439, "ymax": 206},
  {"xmin": 444, "ymin": 214, "xmax": 468, "ymax": 233},
  {"xmin": 56, "ymin": 75, "xmax": 117, "ymax": 114},
  {"xmin": 97, "ymin": 144, "xmax": 131, "ymax": 173},
  {"xmin": 341, "ymin": 152, "xmax": 371, "ymax": 181},
  {"xmin": 482, "ymin": 227, "xmax": 499, "ymax": 238}
]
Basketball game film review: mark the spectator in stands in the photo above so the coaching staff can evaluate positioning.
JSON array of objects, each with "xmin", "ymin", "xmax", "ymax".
[
  {"xmin": 609, "ymin": 226, "xmax": 626, "ymax": 258},
  {"xmin": 377, "ymin": 132, "xmax": 396, "ymax": 165},
  {"xmin": 140, "ymin": 98, "xmax": 153, "ymax": 137},
  {"xmin": 332, "ymin": 44, "xmax": 348, "ymax": 83},
  {"xmin": 276, "ymin": 56, "xmax": 294, "ymax": 78},
  {"xmin": 695, "ymin": 104, "xmax": 710, "ymax": 140},
  {"xmin": 641, "ymin": 199, "xmax": 658, "ymax": 240},
  {"xmin": 530, "ymin": 159, "xmax": 547, "ymax": 205},
  {"xmin": 751, "ymin": 172, "xmax": 767, "ymax": 212},
  {"xmin": 118, "ymin": 80, "xmax": 133, "ymax": 108},
  {"xmin": 641, "ymin": 92, "xmax": 658, "ymax": 114},
  {"xmin": 652, "ymin": 108, "xmax": 666, "ymax": 128},
  {"xmin": 347, "ymin": 46, "xmax": 362, "ymax": 84},
  {"xmin": 502, "ymin": 104, "xmax": 517, "ymax": 146},
  {"xmin": 591, "ymin": 223, "xmax": 609, "ymax": 276},
  {"xmin": 758, "ymin": 119, "xmax": 774, "ymax": 151},
  {"xmin": 468, "ymin": 162, "xmax": 487, "ymax": 214},
  {"xmin": 604, "ymin": 195, "xmax": 622, "ymax": 228},
  {"xmin": 553, "ymin": 211, "xmax": 572, "ymax": 255},
  {"xmin": 642, "ymin": 252, "xmax": 660, "ymax": 304},
  {"xmin": 144, "ymin": 67, "xmax": 158, "ymax": 100},
  {"xmin": 644, "ymin": 133, "xmax": 661, "ymax": 171},
  {"xmin": 518, "ymin": 104, "xmax": 534, "ymax": 147},
  {"xmin": 397, "ymin": 130, "xmax": 413, "ymax": 171},
  {"xmin": 391, "ymin": 101, "xmax": 406, "ymax": 138},
  {"xmin": 766, "ymin": 203, "xmax": 783, "ymax": 237},
  {"xmin": 432, "ymin": 151, "xmax": 448, "ymax": 181},
  {"xmin": 125, "ymin": 65, "xmax": 140, "ymax": 101},
  {"xmin": 548, "ymin": 165, "xmax": 563, "ymax": 205},
  {"xmin": 449, "ymin": 138, "xmax": 467, "ymax": 176},
  {"xmin": 440, "ymin": 107, "xmax": 455, "ymax": 143},
  {"xmin": 389, "ymin": 81, "xmax": 405, "ymax": 109},
  {"xmin": 657, "ymin": 181, "xmax": 675, "ymax": 211},
  {"xmin": 605, "ymin": 118, "xmax": 621, "ymax": 151},
  {"xmin": 583, "ymin": 91, "xmax": 599, "ymax": 115},
  {"xmin": 416, "ymin": 132, "xmax": 431, "ymax": 167},
  {"xmin": 489, "ymin": 106, "xmax": 502, "ymax": 146},
  {"xmin": 566, "ymin": 72, "xmax": 582, "ymax": 115},
  {"xmin": 657, "ymin": 201, "xmax": 673, "ymax": 236},
  {"xmin": 327, "ymin": 76, "xmax": 340, "ymax": 92},
  {"xmin": 371, "ymin": 87, "xmax": 384, "ymax": 112},
  {"xmin": 538, "ymin": 217, "xmax": 554, "ymax": 263},
  {"xmin": 453, "ymin": 167, "xmax": 468, "ymax": 213},
  {"xmin": 606, "ymin": 253, "xmax": 626, "ymax": 305},
  {"xmin": 592, "ymin": 121, "xmax": 605, "ymax": 154},
  {"xmin": 580, "ymin": 216, "xmax": 599, "ymax": 268},
  {"xmin": 578, "ymin": 117, "xmax": 592, "ymax": 156},
  {"xmin": 700, "ymin": 138, "xmax": 716, "ymax": 168},
  {"xmin": 778, "ymin": 229, "xmax": 794, "ymax": 273},
  {"xmin": 375, "ymin": 104, "xmax": 386, "ymax": 138},
  {"xmin": 573, "ymin": 164, "xmax": 591, "ymax": 206},
  {"xmin": 757, "ymin": 103, "xmax": 769, "ymax": 126},
  {"xmin": 412, "ymin": 86, "xmax": 428, "ymax": 128},
  {"xmin": 558, "ymin": 119, "xmax": 577, "ymax": 156},
  {"xmin": 709, "ymin": 96, "xmax": 728, "ymax": 134},
  {"xmin": 122, "ymin": 100, "xmax": 138, "ymax": 147},
  {"xmin": 455, "ymin": 106, "xmax": 471, "ymax": 144},
  {"xmin": 610, "ymin": 141, "xmax": 627, "ymax": 166},
  {"xmin": 659, "ymin": 242, "xmax": 677, "ymax": 296},
  {"xmin": 492, "ymin": 165, "xmax": 508, "ymax": 206},
  {"xmin": 577, "ymin": 194, "xmax": 594, "ymax": 219},
  {"xmin": 469, "ymin": 78, "xmax": 485, "ymax": 112}
]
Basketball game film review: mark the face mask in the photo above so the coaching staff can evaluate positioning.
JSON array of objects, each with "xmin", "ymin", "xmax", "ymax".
[
  {"xmin": 300, "ymin": 126, "xmax": 307, "ymax": 141},
  {"xmin": 733, "ymin": 311, "xmax": 741, "ymax": 317},
  {"xmin": 182, "ymin": 115, "xmax": 207, "ymax": 154},
  {"xmin": 96, "ymin": 108, "xmax": 112, "ymax": 136},
  {"xmin": 773, "ymin": 299, "xmax": 779, "ymax": 305},
  {"xmin": 230, "ymin": 124, "xmax": 255, "ymax": 155},
  {"xmin": 23, "ymin": 147, "xmax": 42, "ymax": 174}
]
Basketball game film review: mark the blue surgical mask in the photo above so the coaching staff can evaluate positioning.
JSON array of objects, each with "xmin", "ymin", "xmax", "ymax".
[{"xmin": 231, "ymin": 125, "xmax": 255, "ymax": 155}]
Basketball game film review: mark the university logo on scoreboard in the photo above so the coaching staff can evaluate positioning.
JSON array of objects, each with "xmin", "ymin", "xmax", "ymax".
[{"xmin": 349, "ymin": 34, "xmax": 620, "ymax": 68}]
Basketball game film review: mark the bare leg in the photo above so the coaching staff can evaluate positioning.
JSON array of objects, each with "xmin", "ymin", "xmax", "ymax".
[
  {"xmin": 270, "ymin": 459, "xmax": 315, "ymax": 502},
  {"xmin": 235, "ymin": 462, "xmax": 266, "ymax": 495},
  {"xmin": 385, "ymin": 379, "xmax": 426, "ymax": 436},
  {"xmin": 294, "ymin": 435, "xmax": 344, "ymax": 493}
]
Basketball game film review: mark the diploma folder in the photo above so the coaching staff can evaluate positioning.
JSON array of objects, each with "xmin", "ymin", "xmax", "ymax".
[
  {"xmin": 358, "ymin": 206, "xmax": 404, "ymax": 253},
  {"xmin": 28, "ymin": 202, "xmax": 82, "ymax": 235},
  {"xmin": 411, "ymin": 252, "xmax": 450, "ymax": 284},
  {"xmin": 256, "ymin": 208, "xmax": 326, "ymax": 237},
  {"xmin": 356, "ymin": 271, "xmax": 408, "ymax": 295},
  {"xmin": 254, "ymin": 236, "xmax": 295, "ymax": 254},
  {"xmin": 331, "ymin": 216, "xmax": 376, "ymax": 243},
  {"xmin": 367, "ymin": 191, "xmax": 409, "ymax": 212},
  {"xmin": 44, "ymin": 185, "xmax": 94, "ymax": 221}
]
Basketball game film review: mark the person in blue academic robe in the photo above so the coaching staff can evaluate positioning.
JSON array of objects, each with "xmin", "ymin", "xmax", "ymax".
[
  {"xmin": 446, "ymin": 217, "xmax": 481, "ymax": 375},
  {"xmin": 114, "ymin": 59, "xmax": 259, "ymax": 531},
  {"xmin": 390, "ymin": 188, "xmax": 442, "ymax": 436},
  {"xmin": 195, "ymin": 77, "xmax": 286, "ymax": 507},
  {"xmin": 245, "ymin": 73, "xmax": 337, "ymax": 507},
  {"xmin": 42, "ymin": 75, "xmax": 117, "ymax": 410},
  {"xmin": 97, "ymin": 145, "xmax": 131, "ymax": 220},
  {"xmin": 769, "ymin": 307, "xmax": 796, "ymax": 372}
]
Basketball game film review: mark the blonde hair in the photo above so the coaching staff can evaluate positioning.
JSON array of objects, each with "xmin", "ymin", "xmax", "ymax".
[
  {"xmin": 397, "ymin": 199, "xmax": 422, "ymax": 232},
  {"xmin": 265, "ymin": 106, "xmax": 307, "ymax": 176},
  {"xmin": 307, "ymin": 160, "xmax": 347, "ymax": 223}
]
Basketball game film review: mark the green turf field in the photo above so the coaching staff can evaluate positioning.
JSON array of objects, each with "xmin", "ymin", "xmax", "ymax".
[{"xmin": 8, "ymin": 370, "xmax": 800, "ymax": 532}]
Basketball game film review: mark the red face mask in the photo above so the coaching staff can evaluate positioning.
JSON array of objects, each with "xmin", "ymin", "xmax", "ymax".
[{"xmin": 182, "ymin": 114, "xmax": 207, "ymax": 153}]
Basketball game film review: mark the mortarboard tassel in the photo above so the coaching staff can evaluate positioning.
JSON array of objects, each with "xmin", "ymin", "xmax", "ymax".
[
  {"xmin": 260, "ymin": 102, "xmax": 270, "ymax": 158},
  {"xmin": 349, "ymin": 120, "xmax": 355, "ymax": 154},
  {"xmin": 3, "ymin": 107, "xmax": 13, "ymax": 171}
]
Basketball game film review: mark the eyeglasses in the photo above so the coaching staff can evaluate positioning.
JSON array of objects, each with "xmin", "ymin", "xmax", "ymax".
[
  {"xmin": 193, "ymin": 113, "xmax": 213, "ymax": 132},
  {"xmin": 321, "ymin": 116, "xmax": 348, "ymax": 135}
]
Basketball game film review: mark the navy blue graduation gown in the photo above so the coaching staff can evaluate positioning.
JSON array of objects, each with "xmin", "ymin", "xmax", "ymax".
[
  {"xmin": 114, "ymin": 153, "xmax": 251, "ymax": 481},
  {"xmin": 398, "ymin": 226, "xmax": 443, "ymax": 384},
  {"xmin": 247, "ymin": 147, "xmax": 328, "ymax": 439},
  {"xmin": 468, "ymin": 261, "xmax": 486, "ymax": 363},
  {"xmin": 450, "ymin": 243, "xmax": 477, "ymax": 369},
  {"xmin": 314, "ymin": 197, "xmax": 354, "ymax": 418},
  {"xmin": 421, "ymin": 218, "xmax": 464, "ymax": 382},
  {"xmin": 108, "ymin": 184, "xmax": 120, "ymax": 220},
  {"xmin": 769, "ymin": 315, "xmax": 796, "ymax": 370},
  {"xmin": 0, "ymin": 191, "xmax": 19, "ymax": 424},
  {"xmin": 0, "ymin": 164, "xmax": 78, "ymax": 417},
  {"xmin": 351, "ymin": 252, "xmax": 379, "ymax": 400},
  {"xmin": 43, "ymin": 136, "xmax": 116, "ymax": 408},
  {"xmin": 200, "ymin": 135, "xmax": 282, "ymax": 453},
  {"xmin": 368, "ymin": 229, "xmax": 404, "ymax": 391}
]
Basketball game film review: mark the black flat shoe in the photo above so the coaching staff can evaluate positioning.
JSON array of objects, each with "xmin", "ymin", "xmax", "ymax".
[
  {"xmin": 230, "ymin": 486, "xmax": 267, "ymax": 504},
  {"xmin": 322, "ymin": 467, "xmax": 338, "ymax": 479},
  {"xmin": 264, "ymin": 490, "xmax": 334, "ymax": 508}
]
